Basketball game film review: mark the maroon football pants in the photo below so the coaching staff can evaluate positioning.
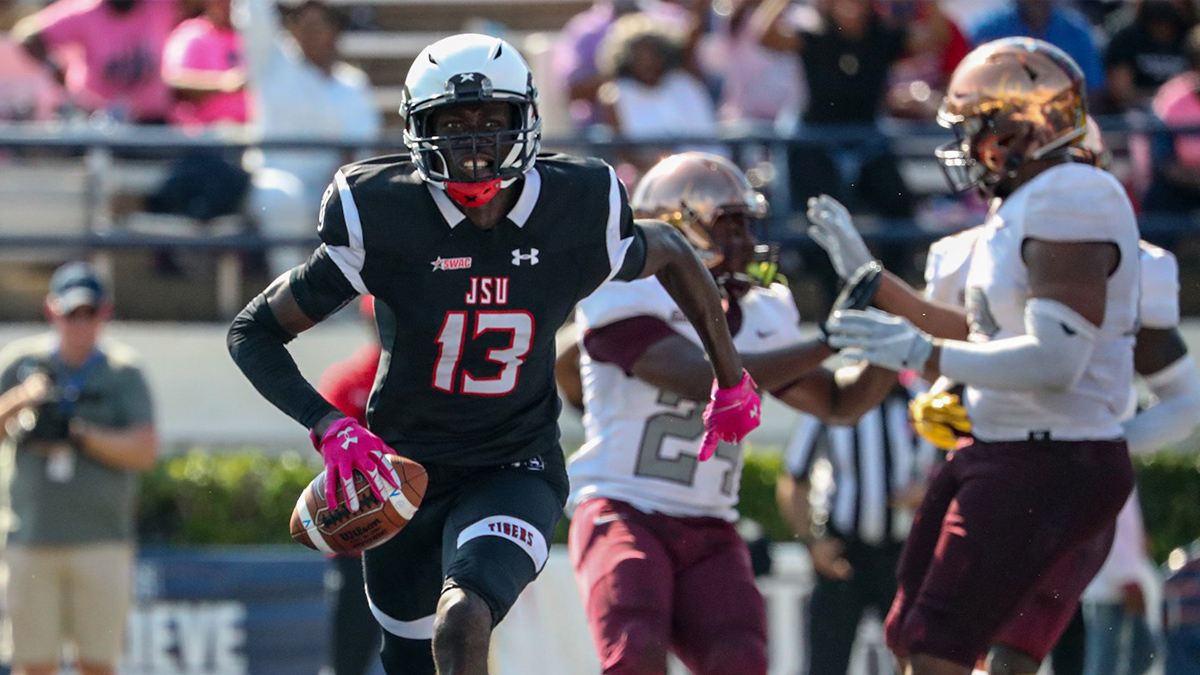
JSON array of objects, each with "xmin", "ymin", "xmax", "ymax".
[
  {"xmin": 569, "ymin": 498, "xmax": 768, "ymax": 675},
  {"xmin": 884, "ymin": 438, "xmax": 1132, "ymax": 668}
]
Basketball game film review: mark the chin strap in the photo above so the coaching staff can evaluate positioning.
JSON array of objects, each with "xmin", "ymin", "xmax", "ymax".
[{"xmin": 445, "ymin": 179, "xmax": 503, "ymax": 208}]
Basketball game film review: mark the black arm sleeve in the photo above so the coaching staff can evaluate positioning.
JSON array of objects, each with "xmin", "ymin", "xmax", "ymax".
[
  {"xmin": 226, "ymin": 250, "xmax": 357, "ymax": 431},
  {"xmin": 227, "ymin": 295, "xmax": 339, "ymax": 430}
]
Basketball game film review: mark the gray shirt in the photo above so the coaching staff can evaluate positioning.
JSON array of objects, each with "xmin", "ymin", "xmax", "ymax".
[{"xmin": 0, "ymin": 334, "xmax": 154, "ymax": 546}]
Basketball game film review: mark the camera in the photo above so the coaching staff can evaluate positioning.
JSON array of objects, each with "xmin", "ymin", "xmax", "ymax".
[{"xmin": 16, "ymin": 368, "xmax": 73, "ymax": 443}]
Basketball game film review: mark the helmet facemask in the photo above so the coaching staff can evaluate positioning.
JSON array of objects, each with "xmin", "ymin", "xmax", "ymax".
[
  {"xmin": 631, "ymin": 151, "xmax": 776, "ymax": 292},
  {"xmin": 934, "ymin": 37, "xmax": 1089, "ymax": 199},
  {"xmin": 677, "ymin": 206, "xmax": 777, "ymax": 294},
  {"xmin": 936, "ymin": 111, "xmax": 1086, "ymax": 198},
  {"xmin": 405, "ymin": 95, "xmax": 541, "ymax": 207},
  {"xmin": 400, "ymin": 35, "xmax": 543, "ymax": 208}
]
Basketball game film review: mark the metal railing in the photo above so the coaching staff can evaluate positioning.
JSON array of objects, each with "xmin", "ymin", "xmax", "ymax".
[{"xmin": 2, "ymin": 116, "xmax": 1198, "ymax": 316}]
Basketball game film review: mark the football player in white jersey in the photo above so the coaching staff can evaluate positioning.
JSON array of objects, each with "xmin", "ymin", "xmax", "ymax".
[
  {"xmin": 809, "ymin": 111, "xmax": 1200, "ymax": 675},
  {"xmin": 808, "ymin": 38, "xmax": 1141, "ymax": 675},
  {"xmin": 918, "ymin": 236, "xmax": 1199, "ymax": 675},
  {"xmin": 563, "ymin": 152, "xmax": 898, "ymax": 675},
  {"xmin": 810, "ymin": 111, "xmax": 1200, "ymax": 675},
  {"xmin": 922, "ymin": 238, "xmax": 1198, "ymax": 675}
]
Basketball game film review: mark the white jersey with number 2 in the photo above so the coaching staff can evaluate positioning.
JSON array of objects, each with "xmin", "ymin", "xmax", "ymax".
[{"xmin": 569, "ymin": 278, "xmax": 804, "ymax": 521}]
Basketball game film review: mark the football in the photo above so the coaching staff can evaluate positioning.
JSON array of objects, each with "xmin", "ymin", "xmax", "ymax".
[{"xmin": 290, "ymin": 454, "xmax": 428, "ymax": 554}]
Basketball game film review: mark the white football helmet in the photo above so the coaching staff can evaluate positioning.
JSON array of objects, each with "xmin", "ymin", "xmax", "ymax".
[{"xmin": 400, "ymin": 34, "xmax": 542, "ymax": 206}]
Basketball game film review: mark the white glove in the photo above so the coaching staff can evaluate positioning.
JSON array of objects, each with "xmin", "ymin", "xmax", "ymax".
[
  {"xmin": 806, "ymin": 195, "xmax": 874, "ymax": 281},
  {"xmin": 825, "ymin": 308, "xmax": 934, "ymax": 372}
]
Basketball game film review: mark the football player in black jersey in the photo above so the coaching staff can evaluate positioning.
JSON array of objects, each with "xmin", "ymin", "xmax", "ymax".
[{"xmin": 227, "ymin": 34, "xmax": 759, "ymax": 675}]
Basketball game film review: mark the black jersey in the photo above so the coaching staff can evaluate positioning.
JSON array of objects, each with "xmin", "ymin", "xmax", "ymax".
[{"xmin": 310, "ymin": 153, "xmax": 644, "ymax": 466}]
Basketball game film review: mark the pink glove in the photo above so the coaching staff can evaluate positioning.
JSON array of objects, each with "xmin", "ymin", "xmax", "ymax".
[
  {"xmin": 699, "ymin": 371, "xmax": 761, "ymax": 461},
  {"xmin": 310, "ymin": 417, "xmax": 403, "ymax": 512}
]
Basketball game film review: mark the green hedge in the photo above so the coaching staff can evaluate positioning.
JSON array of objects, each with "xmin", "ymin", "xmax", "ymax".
[
  {"xmin": 137, "ymin": 447, "xmax": 1200, "ymax": 562},
  {"xmin": 1129, "ymin": 450, "xmax": 1200, "ymax": 562},
  {"xmin": 138, "ymin": 449, "xmax": 319, "ymax": 546}
]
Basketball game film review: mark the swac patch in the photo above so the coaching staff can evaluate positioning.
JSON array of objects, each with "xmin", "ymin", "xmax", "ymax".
[
  {"xmin": 431, "ymin": 256, "xmax": 473, "ymax": 271},
  {"xmin": 456, "ymin": 515, "xmax": 548, "ymax": 571}
]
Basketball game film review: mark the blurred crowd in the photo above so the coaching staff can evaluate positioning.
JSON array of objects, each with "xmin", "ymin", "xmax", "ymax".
[
  {"xmin": 0, "ymin": 0, "xmax": 380, "ymax": 277},
  {"xmin": 545, "ymin": 0, "xmax": 1200, "ymax": 222},
  {"xmin": 4, "ymin": 0, "xmax": 1200, "ymax": 272}
]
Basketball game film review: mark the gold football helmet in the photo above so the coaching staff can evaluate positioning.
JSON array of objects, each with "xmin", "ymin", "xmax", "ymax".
[
  {"xmin": 632, "ymin": 152, "xmax": 772, "ymax": 283},
  {"xmin": 935, "ymin": 37, "xmax": 1088, "ymax": 196},
  {"xmin": 1079, "ymin": 114, "xmax": 1112, "ymax": 169},
  {"xmin": 909, "ymin": 391, "xmax": 973, "ymax": 451}
]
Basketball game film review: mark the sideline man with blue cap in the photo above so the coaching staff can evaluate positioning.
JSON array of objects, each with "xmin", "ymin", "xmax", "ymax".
[{"xmin": 0, "ymin": 261, "xmax": 158, "ymax": 675}]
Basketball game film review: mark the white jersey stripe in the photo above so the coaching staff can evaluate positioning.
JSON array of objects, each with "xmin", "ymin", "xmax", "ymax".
[
  {"xmin": 784, "ymin": 414, "xmax": 822, "ymax": 477},
  {"xmin": 858, "ymin": 410, "xmax": 887, "ymax": 545},
  {"xmin": 367, "ymin": 596, "xmax": 435, "ymax": 640},
  {"xmin": 327, "ymin": 169, "xmax": 369, "ymax": 295},
  {"xmin": 829, "ymin": 428, "xmax": 857, "ymax": 536},
  {"xmin": 456, "ymin": 515, "xmax": 549, "ymax": 571},
  {"xmin": 603, "ymin": 166, "xmax": 633, "ymax": 282}
]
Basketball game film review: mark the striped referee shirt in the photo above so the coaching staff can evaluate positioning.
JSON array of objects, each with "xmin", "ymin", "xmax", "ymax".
[{"xmin": 784, "ymin": 393, "xmax": 939, "ymax": 546}]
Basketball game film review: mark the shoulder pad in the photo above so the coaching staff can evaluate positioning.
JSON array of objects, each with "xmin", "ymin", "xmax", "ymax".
[{"xmin": 1139, "ymin": 242, "xmax": 1180, "ymax": 329}]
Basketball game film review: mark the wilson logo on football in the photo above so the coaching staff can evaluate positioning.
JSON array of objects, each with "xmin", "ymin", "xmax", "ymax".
[{"xmin": 431, "ymin": 256, "xmax": 473, "ymax": 271}]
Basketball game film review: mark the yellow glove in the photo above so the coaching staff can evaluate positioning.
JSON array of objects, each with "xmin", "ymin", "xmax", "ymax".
[
  {"xmin": 909, "ymin": 391, "xmax": 972, "ymax": 450},
  {"xmin": 745, "ymin": 259, "xmax": 786, "ymax": 287}
]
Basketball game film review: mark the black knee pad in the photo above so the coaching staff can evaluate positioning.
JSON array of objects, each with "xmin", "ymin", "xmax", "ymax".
[{"xmin": 379, "ymin": 634, "xmax": 435, "ymax": 675}]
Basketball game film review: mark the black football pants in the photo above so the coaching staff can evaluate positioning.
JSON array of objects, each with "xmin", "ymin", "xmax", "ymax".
[{"xmin": 364, "ymin": 451, "xmax": 568, "ymax": 675}]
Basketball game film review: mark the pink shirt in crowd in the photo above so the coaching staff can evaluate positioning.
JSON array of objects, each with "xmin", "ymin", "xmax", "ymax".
[
  {"xmin": 28, "ymin": 0, "xmax": 177, "ymax": 122},
  {"xmin": 162, "ymin": 16, "xmax": 249, "ymax": 126},
  {"xmin": 0, "ymin": 39, "xmax": 63, "ymax": 121},
  {"xmin": 1154, "ymin": 72, "xmax": 1200, "ymax": 168}
]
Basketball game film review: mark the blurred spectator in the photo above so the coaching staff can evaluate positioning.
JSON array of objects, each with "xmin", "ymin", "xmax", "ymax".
[
  {"xmin": 12, "ymin": 0, "xmax": 179, "ymax": 124},
  {"xmin": 777, "ymin": 387, "xmax": 938, "ymax": 675},
  {"xmin": 1144, "ymin": 26, "xmax": 1200, "ymax": 211},
  {"xmin": 701, "ymin": 0, "xmax": 806, "ymax": 127},
  {"xmin": 883, "ymin": 1, "xmax": 971, "ymax": 120},
  {"xmin": 552, "ymin": 0, "xmax": 695, "ymax": 130},
  {"xmin": 970, "ymin": 0, "xmax": 1106, "ymax": 95},
  {"xmin": 161, "ymin": 0, "xmax": 248, "ymax": 127},
  {"xmin": 939, "ymin": 0, "xmax": 1007, "ymax": 31},
  {"xmin": 1081, "ymin": 493, "xmax": 1158, "ymax": 675},
  {"xmin": 1102, "ymin": 0, "xmax": 1194, "ymax": 113},
  {"xmin": 596, "ymin": 12, "xmax": 720, "ymax": 172},
  {"xmin": 0, "ymin": 261, "xmax": 158, "ymax": 675},
  {"xmin": 109, "ymin": 0, "xmax": 249, "ymax": 276},
  {"xmin": 316, "ymin": 296, "xmax": 383, "ymax": 675},
  {"xmin": 0, "ymin": 0, "xmax": 62, "ymax": 121},
  {"xmin": 1163, "ymin": 544, "xmax": 1200, "ymax": 675},
  {"xmin": 755, "ymin": 0, "xmax": 947, "ymax": 218},
  {"xmin": 237, "ymin": 0, "xmax": 380, "ymax": 276}
]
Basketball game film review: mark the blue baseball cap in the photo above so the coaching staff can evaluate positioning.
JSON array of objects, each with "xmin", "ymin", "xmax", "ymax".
[{"xmin": 47, "ymin": 261, "xmax": 107, "ymax": 314}]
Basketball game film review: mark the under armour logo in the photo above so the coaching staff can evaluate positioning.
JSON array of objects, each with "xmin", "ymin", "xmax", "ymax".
[
  {"xmin": 457, "ymin": 73, "xmax": 475, "ymax": 83},
  {"xmin": 512, "ymin": 248, "xmax": 539, "ymax": 266},
  {"xmin": 750, "ymin": 406, "xmax": 759, "ymax": 419},
  {"xmin": 337, "ymin": 427, "xmax": 359, "ymax": 450}
]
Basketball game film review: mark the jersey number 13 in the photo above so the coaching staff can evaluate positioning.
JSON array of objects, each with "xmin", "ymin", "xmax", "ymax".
[{"xmin": 434, "ymin": 310, "xmax": 534, "ymax": 396}]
